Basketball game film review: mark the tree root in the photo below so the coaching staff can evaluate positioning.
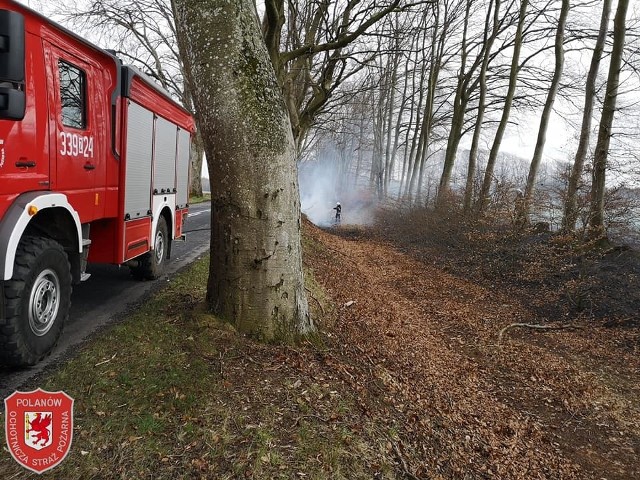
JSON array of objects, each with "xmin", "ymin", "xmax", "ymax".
[
  {"xmin": 498, "ymin": 322, "xmax": 583, "ymax": 344},
  {"xmin": 305, "ymin": 287, "xmax": 325, "ymax": 315}
]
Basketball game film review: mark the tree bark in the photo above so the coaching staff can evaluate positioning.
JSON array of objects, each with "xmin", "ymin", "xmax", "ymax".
[
  {"xmin": 522, "ymin": 0, "xmax": 569, "ymax": 221},
  {"xmin": 189, "ymin": 130, "xmax": 205, "ymax": 198},
  {"xmin": 561, "ymin": 0, "xmax": 611, "ymax": 233},
  {"xmin": 588, "ymin": 0, "xmax": 629, "ymax": 239},
  {"xmin": 172, "ymin": 0, "xmax": 312, "ymax": 341}
]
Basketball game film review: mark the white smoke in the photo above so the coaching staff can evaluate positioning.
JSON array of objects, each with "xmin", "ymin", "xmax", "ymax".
[
  {"xmin": 299, "ymin": 160, "xmax": 339, "ymax": 226},
  {"xmin": 298, "ymin": 143, "xmax": 376, "ymax": 227}
]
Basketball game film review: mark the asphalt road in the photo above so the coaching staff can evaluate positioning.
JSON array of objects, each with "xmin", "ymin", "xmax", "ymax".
[{"xmin": 0, "ymin": 201, "xmax": 211, "ymax": 399}]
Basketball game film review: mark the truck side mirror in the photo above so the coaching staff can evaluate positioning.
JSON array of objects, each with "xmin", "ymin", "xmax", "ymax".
[
  {"xmin": 0, "ymin": 9, "xmax": 25, "ymax": 83},
  {"xmin": 0, "ymin": 10, "xmax": 25, "ymax": 120},
  {"xmin": 0, "ymin": 86, "xmax": 25, "ymax": 120}
]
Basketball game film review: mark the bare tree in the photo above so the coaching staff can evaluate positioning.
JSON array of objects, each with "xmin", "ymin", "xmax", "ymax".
[
  {"xmin": 398, "ymin": 14, "xmax": 432, "ymax": 199},
  {"xmin": 405, "ymin": 1, "xmax": 449, "ymax": 203},
  {"xmin": 438, "ymin": 0, "xmax": 519, "ymax": 204},
  {"xmin": 521, "ymin": 0, "xmax": 570, "ymax": 221},
  {"xmin": 464, "ymin": 0, "xmax": 500, "ymax": 212},
  {"xmin": 588, "ymin": 0, "xmax": 630, "ymax": 240},
  {"xmin": 172, "ymin": 0, "xmax": 311, "ymax": 340},
  {"xmin": 438, "ymin": 0, "xmax": 473, "ymax": 204},
  {"xmin": 561, "ymin": 0, "xmax": 612, "ymax": 232},
  {"xmin": 262, "ymin": 0, "xmax": 403, "ymax": 150},
  {"xmin": 476, "ymin": 0, "xmax": 529, "ymax": 215}
]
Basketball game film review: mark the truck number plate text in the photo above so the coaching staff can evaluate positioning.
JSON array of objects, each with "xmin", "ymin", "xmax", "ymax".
[{"xmin": 60, "ymin": 132, "xmax": 94, "ymax": 158}]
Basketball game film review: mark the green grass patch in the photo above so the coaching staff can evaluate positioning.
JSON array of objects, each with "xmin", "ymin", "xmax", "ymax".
[
  {"xmin": 188, "ymin": 193, "xmax": 211, "ymax": 204},
  {"xmin": 0, "ymin": 255, "xmax": 397, "ymax": 479}
]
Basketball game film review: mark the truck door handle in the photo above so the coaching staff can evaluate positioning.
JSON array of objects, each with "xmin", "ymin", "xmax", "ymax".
[
  {"xmin": 15, "ymin": 160, "xmax": 36, "ymax": 168},
  {"xmin": 84, "ymin": 163, "xmax": 96, "ymax": 170}
]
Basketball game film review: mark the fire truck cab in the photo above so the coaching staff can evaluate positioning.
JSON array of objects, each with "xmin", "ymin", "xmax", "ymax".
[{"xmin": 0, "ymin": 1, "xmax": 195, "ymax": 366}]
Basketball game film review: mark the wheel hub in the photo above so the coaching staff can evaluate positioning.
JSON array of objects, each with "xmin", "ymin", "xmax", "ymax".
[
  {"xmin": 28, "ymin": 269, "xmax": 60, "ymax": 337},
  {"xmin": 155, "ymin": 230, "xmax": 165, "ymax": 264}
]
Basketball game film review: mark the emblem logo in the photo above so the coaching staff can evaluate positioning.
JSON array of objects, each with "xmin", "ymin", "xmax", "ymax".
[
  {"xmin": 25, "ymin": 412, "xmax": 53, "ymax": 450},
  {"xmin": 4, "ymin": 389, "xmax": 74, "ymax": 474}
]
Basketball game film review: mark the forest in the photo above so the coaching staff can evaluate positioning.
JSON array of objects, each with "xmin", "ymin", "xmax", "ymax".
[
  {"xmin": 290, "ymin": 0, "xmax": 640, "ymax": 243},
  {"xmin": 49, "ymin": 0, "xmax": 640, "ymax": 244}
]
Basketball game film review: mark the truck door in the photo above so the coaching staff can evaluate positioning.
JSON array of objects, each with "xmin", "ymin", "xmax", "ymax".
[
  {"xmin": 0, "ymin": 25, "xmax": 50, "ymax": 200},
  {"xmin": 45, "ymin": 44, "xmax": 106, "ymax": 222}
]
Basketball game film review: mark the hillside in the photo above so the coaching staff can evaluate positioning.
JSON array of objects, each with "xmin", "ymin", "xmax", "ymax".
[{"xmin": 305, "ymin": 217, "xmax": 639, "ymax": 478}]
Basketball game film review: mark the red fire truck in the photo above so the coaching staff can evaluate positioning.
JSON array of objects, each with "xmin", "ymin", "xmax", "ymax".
[{"xmin": 0, "ymin": 1, "xmax": 195, "ymax": 366}]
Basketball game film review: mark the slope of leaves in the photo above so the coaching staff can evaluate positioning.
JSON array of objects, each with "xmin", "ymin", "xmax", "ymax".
[{"xmin": 313, "ymin": 208, "xmax": 638, "ymax": 478}]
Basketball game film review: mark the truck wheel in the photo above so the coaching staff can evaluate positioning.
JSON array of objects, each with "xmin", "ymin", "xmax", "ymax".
[
  {"xmin": 0, "ymin": 237, "xmax": 71, "ymax": 366},
  {"xmin": 131, "ymin": 216, "xmax": 168, "ymax": 280}
]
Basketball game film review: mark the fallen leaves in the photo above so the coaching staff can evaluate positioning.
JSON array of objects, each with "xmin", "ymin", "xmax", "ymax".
[{"xmin": 303, "ymin": 217, "xmax": 640, "ymax": 479}]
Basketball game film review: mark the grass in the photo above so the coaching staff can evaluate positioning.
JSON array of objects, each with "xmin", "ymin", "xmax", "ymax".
[
  {"xmin": 0, "ymin": 254, "xmax": 398, "ymax": 479},
  {"xmin": 189, "ymin": 193, "xmax": 211, "ymax": 205}
]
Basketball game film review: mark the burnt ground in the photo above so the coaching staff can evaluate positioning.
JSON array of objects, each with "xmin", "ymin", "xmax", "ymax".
[
  {"xmin": 373, "ymin": 208, "xmax": 640, "ymax": 326},
  {"xmin": 306, "ymin": 211, "xmax": 639, "ymax": 479}
]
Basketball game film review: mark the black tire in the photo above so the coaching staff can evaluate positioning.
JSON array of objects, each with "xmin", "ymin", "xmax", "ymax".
[
  {"xmin": 0, "ymin": 237, "xmax": 71, "ymax": 367},
  {"xmin": 131, "ymin": 216, "xmax": 169, "ymax": 280}
]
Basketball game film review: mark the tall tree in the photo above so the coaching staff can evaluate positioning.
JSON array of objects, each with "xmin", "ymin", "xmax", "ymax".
[
  {"xmin": 561, "ymin": 0, "xmax": 612, "ymax": 232},
  {"xmin": 588, "ymin": 0, "xmax": 630, "ymax": 239},
  {"xmin": 438, "ymin": 0, "xmax": 472, "ymax": 204},
  {"xmin": 464, "ymin": 0, "xmax": 500, "ymax": 212},
  {"xmin": 382, "ymin": 16, "xmax": 404, "ymax": 197},
  {"xmin": 172, "ymin": 0, "xmax": 312, "ymax": 340},
  {"xmin": 521, "ymin": 0, "xmax": 570, "ymax": 220},
  {"xmin": 405, "ymin": 1, "xmax": 447, "ymax": 203},
  {"xmin": 398, "ymin": 13, "xmax": 431, "ymax": 199},
  {"xmin": 476, "ymin": 0, "xmax": 529, "ymax": 215},
  {"xmin": 439, "ymin": 0, "xmax": 517, "ymax": 204}
]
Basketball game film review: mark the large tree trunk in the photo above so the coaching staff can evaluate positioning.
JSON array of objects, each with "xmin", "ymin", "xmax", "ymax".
[
  {"xmin": 172, "ymin": 0, "xmax": 312, "ymax": 341},
  {"xmin": 522, "ymin": 0, "xmax": 569, "ymax": 220},
  {"xmin": 588, "ymin": 0, "xmax": 629, "ymax": 239},
  {"xmin": 561, "ymin": 0, "xmax": 611, "ymax": 232},
  {"xmin": 476, "ymin": 0, "xmax": 528, "ymax": 215}
]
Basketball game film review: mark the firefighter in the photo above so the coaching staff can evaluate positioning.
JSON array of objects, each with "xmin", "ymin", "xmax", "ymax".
[{"xmin": 333, "ymin": 202, "xmax": 342, "ymax": 223}]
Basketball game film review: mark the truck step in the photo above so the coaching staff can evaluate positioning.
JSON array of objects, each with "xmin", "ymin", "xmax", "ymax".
[{"xmin": 80, "ymin": 273, "xmax": 91, "ymax": 282}]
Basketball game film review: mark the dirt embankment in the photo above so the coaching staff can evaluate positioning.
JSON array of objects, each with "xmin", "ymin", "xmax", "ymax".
[{"xmin": 305, "ymin": 218, "xmax": 639, "ymax": 479}]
